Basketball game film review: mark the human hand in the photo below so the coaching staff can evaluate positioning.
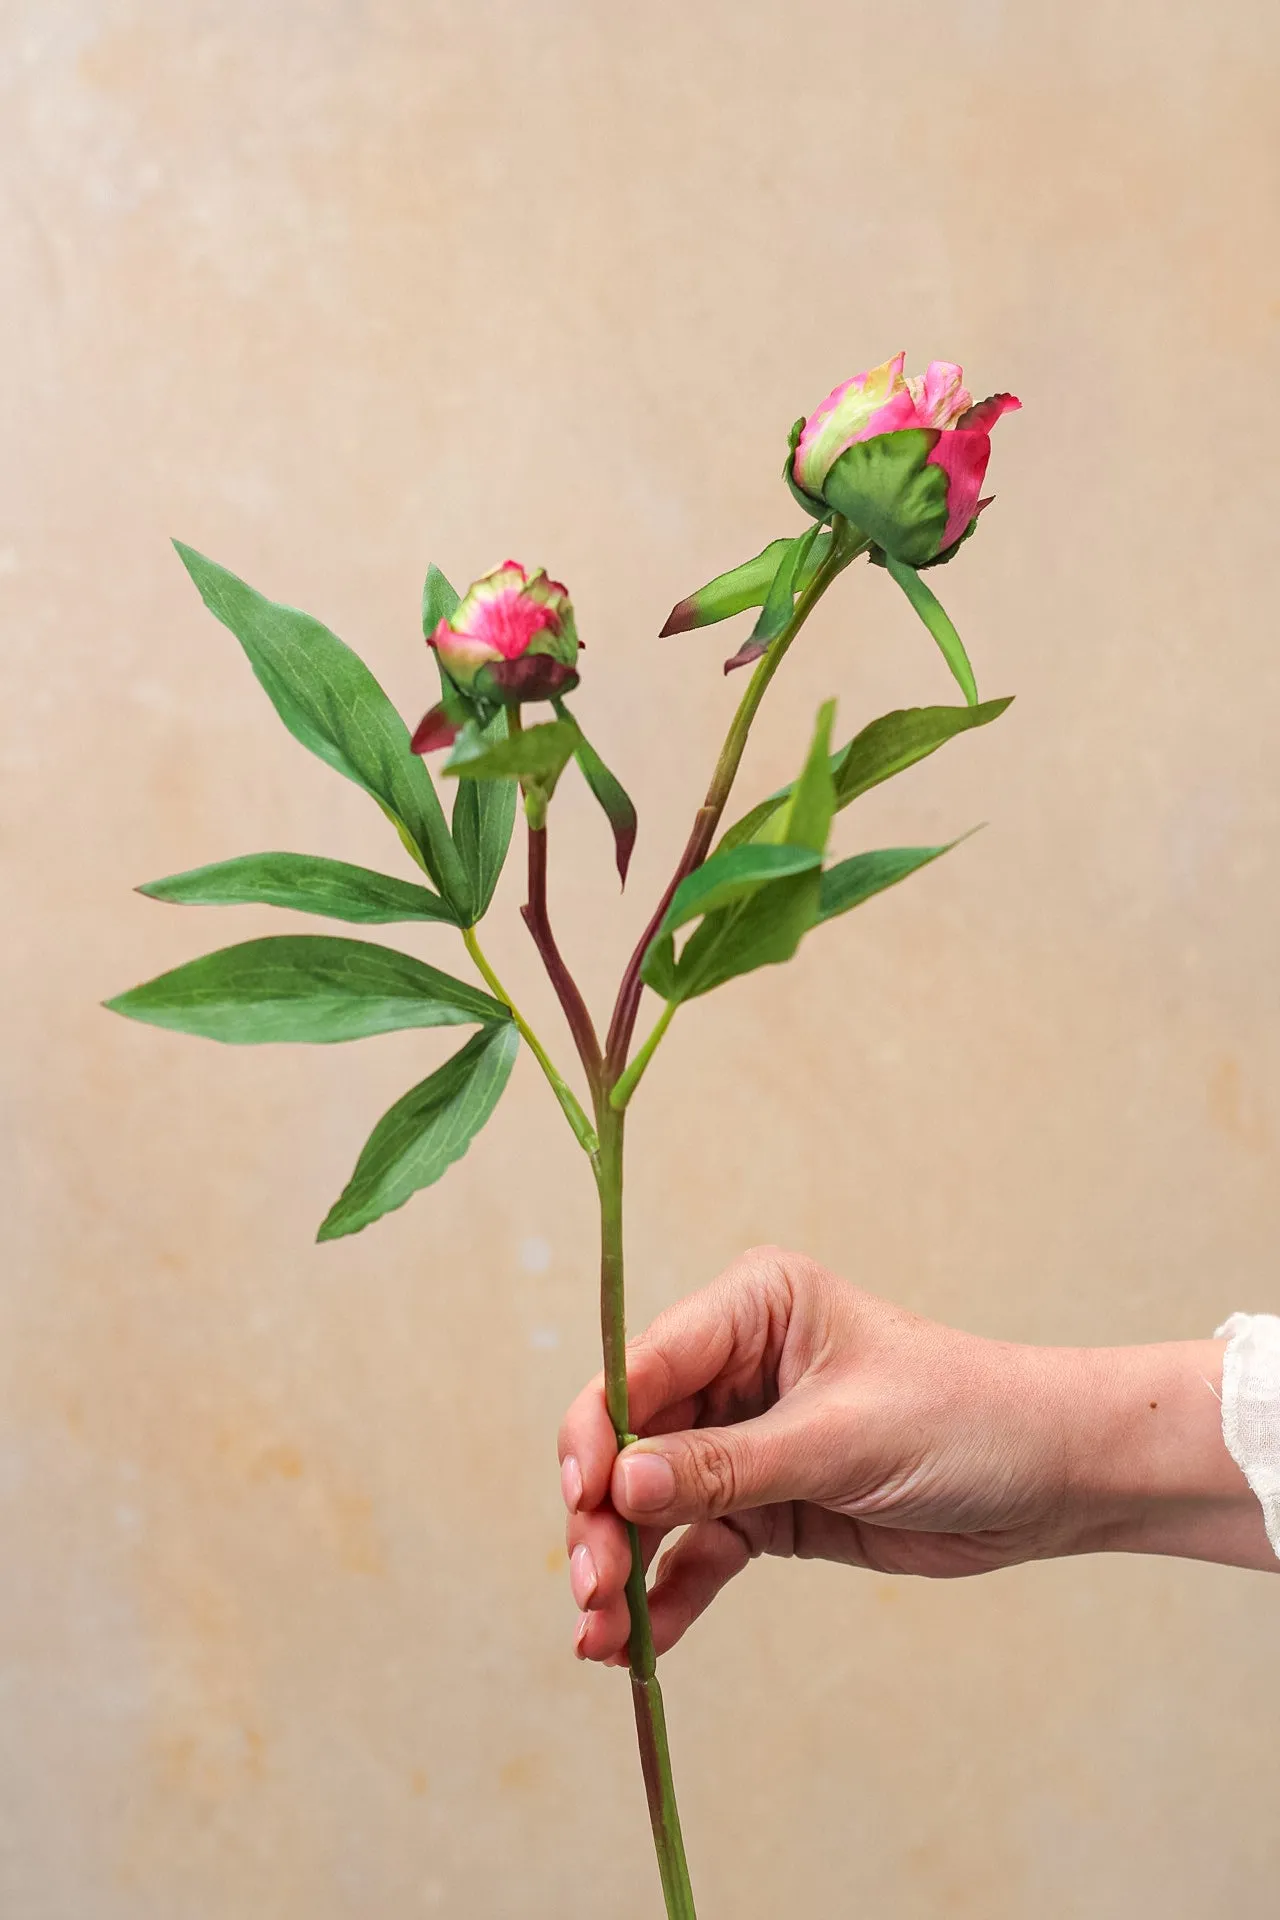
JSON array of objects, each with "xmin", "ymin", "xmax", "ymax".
[{"xmin": 558, "ymin": 1247, "xmax": 1264, "ymax": 1664}]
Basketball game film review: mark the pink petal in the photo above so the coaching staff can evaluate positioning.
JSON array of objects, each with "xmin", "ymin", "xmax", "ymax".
[
  {"xmin": 927, "ymin": 428, "xmax": 993, "ymax": 552},
  {"xmin": 957, "ymin": 392, "xmax": 1021, "ymax": 433}
]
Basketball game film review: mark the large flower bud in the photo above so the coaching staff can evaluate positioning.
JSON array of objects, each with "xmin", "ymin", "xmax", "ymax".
[
  {"xmin": 790, "ymin": 353, "xmax": 1019, "ymax": 566},
  {"xmin": 412, "ymin": 560, "xmax": 582, "ymax": 753}
]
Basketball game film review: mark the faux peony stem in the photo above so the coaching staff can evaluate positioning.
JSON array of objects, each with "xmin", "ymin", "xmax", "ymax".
[
  {"xmin": 605, "ymin": 530, "xmax": 857, "ymax": 1080},
  {"xmin": 594, "ymin": 1101, "xmax": 697, "ymax": 1917}
]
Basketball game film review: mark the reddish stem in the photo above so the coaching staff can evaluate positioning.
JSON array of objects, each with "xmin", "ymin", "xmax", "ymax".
[{"xmin": 521, "ymin": 822, "xmax": 604, "ymax": 1092}]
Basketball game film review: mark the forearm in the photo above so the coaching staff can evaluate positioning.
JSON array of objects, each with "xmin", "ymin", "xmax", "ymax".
[{"xmin": 1064, "ymin": 1340, "xmax": 1277, "ymax": 1571}]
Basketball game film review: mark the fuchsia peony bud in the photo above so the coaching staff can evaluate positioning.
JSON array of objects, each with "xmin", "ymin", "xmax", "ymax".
[
  {"xmin": 412, "ymin": 560, "xmax": 582, "ymax": 754},
  {"xmin": 790, "ymin": 353, "xmax": 1020, "ymax": 567}
]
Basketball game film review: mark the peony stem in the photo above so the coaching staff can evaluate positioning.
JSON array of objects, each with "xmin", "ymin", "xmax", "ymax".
[
  {"xmin": 604, "ymin": 527, "xmax": 866, "ymax": 1077},
  {"xmin": 594, "ymin": 1100, "xmax": 697, "ymax": 1919},
  {"xmin": 461, "ymin": 927, "xmax": 597, "ymax": 1154}
]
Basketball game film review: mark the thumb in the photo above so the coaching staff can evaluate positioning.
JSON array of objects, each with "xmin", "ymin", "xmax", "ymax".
[{"xmin": 612, "ymin": 1393, "xmax": 836, "ymax": 1529}]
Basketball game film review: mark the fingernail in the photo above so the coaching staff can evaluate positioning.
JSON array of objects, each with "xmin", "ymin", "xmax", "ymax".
[
  {"xmin": 573, "ymin": 1612, "xmax": 591, "ymax": 1660},
  {"xmin": 561, "ymin": 1454, "xmax": 583, "ymax": 1513},
  {"xmin": 618, "ymin": 1450, "xmax": 675, "ymax": 1514},
  {"xmin": 570, "ymin": 1544, "xmax": 597, "ymax": 1608}
]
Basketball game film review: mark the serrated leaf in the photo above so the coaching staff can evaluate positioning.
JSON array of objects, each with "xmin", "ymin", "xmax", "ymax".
[
  {"xmin": 444, "ymin": 718, "xmax": 579, "ymax": 787},
  {"xmin": 138, "ymin": 853, "xmax": 460, "ymax": 924},
  {"xmin": 317, "ymin": 1022, "xmax": 519, "ymax": 1240},
  {"xmin": 450, "ymin": 708, "xmax": 517, "ymax": 921},
  {"xmin": 816, "ymin": 841, "xmax": 962, "ymax": 922},
  {"xmin": 105, "ymin": 935, "xmax": 507, "ymax": 1044},
  {"xmin": 716, "ymin": 698, "xmax": 1011, "ymax": 854},
  {"xmin": 883, "ymin": 552, "xmax": 978, "ymax": 706},
  {"xmin": 173, "ymin": 543, "xmax": 471, "ymax": 918}
]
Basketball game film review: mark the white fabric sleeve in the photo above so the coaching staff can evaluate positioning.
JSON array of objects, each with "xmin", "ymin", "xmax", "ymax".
[{"xmin": 1214, "ymin": 1312, "xmax": 1280, "ymax": 1560}]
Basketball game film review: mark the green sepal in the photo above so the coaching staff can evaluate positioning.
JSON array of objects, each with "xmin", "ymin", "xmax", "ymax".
[
  {"xmin": 816, "ymin": 840, "xmax": 967, "ymax": 923},
  {"xmin": 449, "ymin": 708, "xmax": 517, "ymax": 923},
  {"xmin": 173, "ymin": 542, "xmax": 472, "ymax": 921},
  {"xmin": 317, "ymin": 1021, "xmax": 519, "ymax": 1241},
  {"xmin": 137, "ymin": 852, "xmax": 461, "ymax": 925},
  {"xmin": 422, "ymin": 561, "xmax": 461, "ymax": 638},
  {"xmin": 882, "ymin": 553, "xmax": 978, "ymax": 706},
  {"xmin": 660, "ymin": 526, "xmax": 833, "ymax": 637},
  {"xmin": 716, "ymin": 698, "xmax": 1011, "ymax": 854},
  {"xmin": 820, "ymin": 429, "xmax": 948, "ymax": 567},
  {"xmin": 783, "ymin": 416, "xmax": 831, "ymax": 521},
  {"xmin": 105, "ymin": 934, "xmax": 507, "ymax": 1044}
]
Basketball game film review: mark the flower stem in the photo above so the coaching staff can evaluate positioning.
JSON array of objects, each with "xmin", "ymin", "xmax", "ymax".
[
  {"xmin": 594, "ymin": 1102, "xmax": 697, "ymax": 1918},
  {"xmin": 461, "ymin": 926, "xmax": 598, "ymax": 1154},
  {"xmin": 604, "ymin": 528, "xmax": 865, "ymax": 1077},
  {"xmin": 609, "ymin": 1000, "xmax": 676, "ymax": 1111}
]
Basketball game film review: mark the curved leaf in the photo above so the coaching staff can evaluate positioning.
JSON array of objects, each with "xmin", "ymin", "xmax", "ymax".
[
  {"xmin": 173, "ymin": 543, "xmax": 471, "ymax": 918},
  {"xmin": 138, "ymin": 853, "xmax": 459, "ymax": 924},
  {"xmin": 660, "ymin": 529, "xmax": 833, "ymax": 637},
  {"xmin": 445, "ymin": 718, "xmax": 579, "ymax": 787},
  {"xmin": 717, "ymin": 698, "xmax": 1011, "ymax": 854},
  {"xmin": 317, "ymin": 1022, "xmax": 520, "ymax": 1241},
  {"xmin": 105, "ymin": 935, "xmax": 507, "ymax": 1044},
  {"xmin": 450, "ymin": 709, "xmax": 517, "ymax": 922},
  {"xmin": 883, "ymin": 553, "xmax": 978, "ymax": 706}
]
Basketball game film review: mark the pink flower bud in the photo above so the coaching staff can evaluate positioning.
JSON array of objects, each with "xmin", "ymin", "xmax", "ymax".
[
  {"xmin": 429, "ymin": 561, "xmax": 582, "ymax": 704},
  {"xmin": 791, "ymin": 354, "xmax": 1020, "ymax": 565}
]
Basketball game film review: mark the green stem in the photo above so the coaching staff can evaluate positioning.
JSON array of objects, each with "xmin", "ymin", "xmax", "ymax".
[
  {"xmin": 462, "ymin": 926, "xmax": 598, "ymax": 1154},
  {"xmin": 609, "ymin": 1001, "xmax": 676, "ymax": 1111},
  {"xmin": 595, "ymin": 1104, "xmax": 697, "ymax": 1918}
]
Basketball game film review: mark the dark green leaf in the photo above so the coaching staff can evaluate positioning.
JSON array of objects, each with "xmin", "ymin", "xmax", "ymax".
[
  {"xmin": 105, "ymin": 935, "xmax": 507, "ymax": 1044},
  {"xmin": 816, "ymin": 841, "xmax": 962, "ymax": 922},
  {"xmin": 660, "ymin": 528, "xmax": 833, "ymax": 636},
  {"xmin": 716, "ymin": 698, "xmax": 1011, "ymax": 854},
  {"xmin": 883, "ymin": 553, "xmax": 978, "ymax": 706},
  {"xmin": 659, "ymin": 844, "xmax": 822, "ymax": 938},
  {"xmin": 138, "ymin": 852, "xmax": 460, "ymax": 924},
  {"xmin": 450, "ymin": 709, "xmax": 517, "ymax": 922},
  {"xmin": 174, "ymin": 543, "xmax": 471, "ymax": 918},
  {"xmin": 444, "ymin": 718, "xmax": 579, "ymax": 787},
  {"xmin": 821, "ymin": 429, "xmax": 948, "ymax": 568},
  {"xmin": 549, "ymin": 700, "xmax": 637, "ymax": 885},
  {"xmin": 834, "ymin": 698, "xmax": 1010, "ymax": 805},
  {"xmin": 643, "ymin": 704, "xmax": 836, "ymax": 1003},
  {"xmin": 317, "ymin": 1022, "xmax": 519, "ymax": 1241}
]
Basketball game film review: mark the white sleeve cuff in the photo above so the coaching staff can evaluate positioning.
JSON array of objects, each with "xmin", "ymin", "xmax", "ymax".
[{"xmin": 1215, "ymin": 1312, "xmax": 1280, "ymax": 1561}]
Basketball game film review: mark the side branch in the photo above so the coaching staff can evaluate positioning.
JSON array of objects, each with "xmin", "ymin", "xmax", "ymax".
[{"xmin": 522, "ymin": 822, "xmax": 604, "ymax": 1092}]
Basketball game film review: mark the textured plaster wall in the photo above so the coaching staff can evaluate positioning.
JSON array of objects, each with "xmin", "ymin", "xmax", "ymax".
[{"xmin": 3, "ymin": 2, "xmax": 1279, "ymax": 1915}]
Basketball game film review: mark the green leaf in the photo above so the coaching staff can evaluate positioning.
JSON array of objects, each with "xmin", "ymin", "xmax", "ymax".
[
  {"xmin": 723, "ymin": 524, "xmax": 826, "ymax": 673},
  {"xmin": 883, "ymin": 553, "xmax": 978, "ymax": 706},
  {"xmin": 105, "ymin": 935, "xmax": 508, "ymax": 1044},
  {"xmin": 658, "ymin": 844, "xmax": 823, "ymax": 938},
  {"xmin": 444, "ymin": 718, "xmax": 579, "ymax": 788},
  {"xmin": 548, "ymin": 700, "xmax": 637, "ymax": 885},
  {"xmin": 660, "ymin": 528, "xmax": 833, "ymax": 635},
  {"xmin": 643, "ymin": 703, "xmax": 836, "ymax": 1003},
  {"xmin": 716, "ymin": 698, "xmax": 1011, "ymax": 854},
  {"xmin": 821, "ymin": 429, "xmax": 948, "ymax": 568},
  {"xmin": 174, "ymin": 543, "xmax": 471, "ymax": 919},
  {"xmin": 422, "ymin": 562, "xmax": 460, "ymax": 637},
  {"xmin": 833, "ymin": 697, "xmax": 1010, "ymax": 805},
  {"xmin": 317, "ymin": 1021, "xmax": 519, "ymax": 1241},
  {"xmin": 816, "ymin": 841, "xmax": 962, "ymax": 922},
  {"xmin": 450, "ymin": 709, "xmax": 517, "ymax": 921},
  {"xmin": 138, "ymin": 852, "xmax": 460, "ymax": 924}
]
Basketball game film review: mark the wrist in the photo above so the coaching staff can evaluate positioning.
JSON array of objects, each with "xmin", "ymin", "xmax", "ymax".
[{"xmin": 1057, "ymin": 1340, "xmax": 1275, "ymax": 1568}]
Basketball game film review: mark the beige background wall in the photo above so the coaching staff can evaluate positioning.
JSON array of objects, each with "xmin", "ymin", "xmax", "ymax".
[{"xmin": 3, "ymin": 2, "xmax": 1278, "ymax": 1913}]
